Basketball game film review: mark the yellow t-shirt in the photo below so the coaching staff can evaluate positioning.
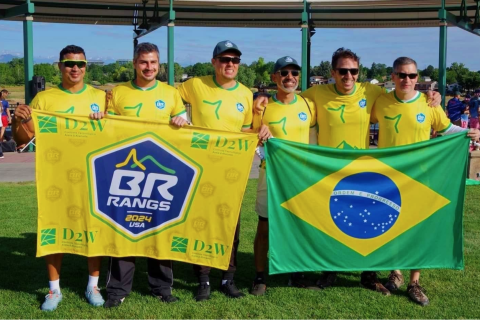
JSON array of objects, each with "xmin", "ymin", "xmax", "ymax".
[
  {"xmin": 177, "ymin": 75, "xmax": 253, "ymax": 132},
  {"xmin": 31, "ymin": 84, "xmax": 106, "ymax": 114},
  {"xmin": 372, "ymin": 91, "xmax": 452, "ymax": 148},
  {"xmin": 301, "ymin": 82, "xmax": 384, "ymax": 149},
  {"xmin": 253, "ymin": 94, "xmax": 316, "ymax": 144},
  {"xmin": 108, "ymin": 80, "xmax": 185, "ymax": 121}
]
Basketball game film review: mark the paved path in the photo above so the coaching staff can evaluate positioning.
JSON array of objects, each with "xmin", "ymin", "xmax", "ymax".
[{"xmin": 0, "ymin": 152, "xmax": 261, "ymax": 182}]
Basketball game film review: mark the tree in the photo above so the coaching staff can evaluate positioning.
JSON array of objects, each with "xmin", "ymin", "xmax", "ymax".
[
  {"xmin": 450, "ymin": 62, "xmax": 469, "ymax": 87},
  {"xmin": 236, "ymin": 64, "xmax": 256, "ymax": 88},
  {"xmin": 422, "ymin": 65, "xmax": 435, "ymax": 78},
  {"xmin": 316, "ymin": 60, "xmax": 332, "ymax": 78},
  {"xmin": 463, "ymin": 71, "xmax": 480, "ymax": 91}
]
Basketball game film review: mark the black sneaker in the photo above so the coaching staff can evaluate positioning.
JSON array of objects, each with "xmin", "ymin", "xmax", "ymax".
[
  {"xmin": 195, "ymin": 283, "xmax": 211, "ymax": 302},
  {"xmin": 220, "ymin": 280, "xmax": 245, "ymax": 298},
  {"xmin": 104, "ymin": 298, "xmax": 123, "ymax": 308},
  {"xmin": 288, "ymin": 273, "xmax": 320, "ymax": 290},
  {"xmin": 153, "ymin": 293, "xmax": 179, "ymax": 303}
]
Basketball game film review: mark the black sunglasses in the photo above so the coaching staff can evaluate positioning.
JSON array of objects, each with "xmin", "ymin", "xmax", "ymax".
[
  {"xmin": 336, "ymin": 68, "xmax": 359, "ymax": 76},
  {"xmin": 395, "ymin": 72, "xmax": 418, "ymax": 79},
  {"xmin": 216, "ymin": 57, "xmax": 241, "ymax": 64},
  {"xmin": 61, "ymin": 60, "xmax": 87, "ymax": 68},
  {"xmin": 278, "ymin": 70, "xmax": 300, "ymax": 77}
]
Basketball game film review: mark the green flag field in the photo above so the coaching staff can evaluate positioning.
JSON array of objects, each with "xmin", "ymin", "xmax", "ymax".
[{"xmin": 1, "ymin": 181, "xmax": 480, "ymax": 318}]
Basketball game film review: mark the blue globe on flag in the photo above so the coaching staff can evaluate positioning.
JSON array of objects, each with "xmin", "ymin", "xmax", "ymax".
[{"xmin": 329, "ymin": 172, "xmax": 401, "ymax": 239}]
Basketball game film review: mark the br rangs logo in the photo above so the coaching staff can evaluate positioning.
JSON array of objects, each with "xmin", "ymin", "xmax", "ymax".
[
  {"xmin": 298, "ymin": 112, "xmax": 307, "ymax": 121},
  {"xmin": 225, "ymin": 41, "xmax": 233, "ymax": 48},
  {"xmin": 359, "ymin": 99, "xmax": 367, "ymax": 108},
  {"xmin": 285, "ymin": 57, "xmax": 293, "ymax": 63},
  {"xmin": 236, "ymin": 103, "xmax": 244, "ymax": 112},
  {"xmin": 90, "ymin": 103, "xmax": 100, "ymax": 112},
  {"xmin": 155, "ymin": 100, "xmax": 166, "ymax": 110},
  {"xmin": 87, "ymin": 133, "xmax": 201, "ymax": 240},
  {"xmin": 416, "ymin": 113, "xmax": 426, "ymax": 123}
]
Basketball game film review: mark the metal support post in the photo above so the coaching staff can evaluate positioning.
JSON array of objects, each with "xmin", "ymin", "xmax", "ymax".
[
  {"xmin": 301, "ymin": 0, "xmax": 308, "ymax": 91},
  {"xmin": 438, "ymin": 0, "xmax": 447, "ymax": 109},
  {"xmin": 167, "ymin": 0, "xmax": 175, "ymax": 86},
  {"xmin": 23, "ymin": 15, "xmax": 34, "ymax": 105}
]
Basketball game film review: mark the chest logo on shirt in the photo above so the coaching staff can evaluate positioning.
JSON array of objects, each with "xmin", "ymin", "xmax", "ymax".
[
  {"xmin": 298, "ymin": 112, "xmax": 307, "ymax": 121},
  {"xmin": 236, "ymin": 103, "xmax": 245, "ymax": 112},
  {"xmin": 90, "ymin": 103, "xmax": 100, "ymax": 113},
  {"xmin": 416, "ymin": 113, "xmax": 426, "ymax": 124},
  {"xmin": 155, "ymin": 100, "xmax": 166, "ymax": 110},
  {"xmin": 359, "ymin": 99, "xmax": 367, "ymax": 108}
]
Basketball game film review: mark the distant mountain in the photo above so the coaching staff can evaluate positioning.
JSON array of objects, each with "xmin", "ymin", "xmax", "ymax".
[{"xmin": 0, "ymin": 54, "xmax": 21, "ymax": 63}]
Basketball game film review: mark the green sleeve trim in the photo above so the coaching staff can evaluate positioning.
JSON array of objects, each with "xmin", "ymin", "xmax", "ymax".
[
  {"xmin": 172, "ymin": 110, "xmax": 186, "ymax": 117},
  {"xmin": 106, "ymin": 110, "xmax": 118, "ymax": 115},
  {"xmin": 437, "ymin": 123, "xmax": 452, "ymax": 134},
  {"xmin": 242, "ymin": 123, "xmax": 252, "ymax": 128}
]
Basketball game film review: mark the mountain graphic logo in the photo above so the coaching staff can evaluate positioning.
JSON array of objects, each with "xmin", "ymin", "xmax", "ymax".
[{"xmin": 115, "ymin": 148, "xmax": 176, "ymax": 174}]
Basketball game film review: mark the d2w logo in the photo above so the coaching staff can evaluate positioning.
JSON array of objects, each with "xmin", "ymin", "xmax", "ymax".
[{"xmin": 87, "ymin": 133, "xmax": 202, "ymax": 240}]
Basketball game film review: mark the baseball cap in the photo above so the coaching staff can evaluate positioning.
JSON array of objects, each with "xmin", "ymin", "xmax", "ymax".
[
  {"xmin": 455, "ymin": 91, "xmax": 462, "ymax": 96},
  {"xmin": 212, "ymin": 40, "xmax": 242, "ymax": 58},
  {"xmin": 466, "ymin": 94, "xmax": 472, "ymax": 99},
  {"xmin": 475, "ymin": 89, "xmax": 480, "ymax": 93},
  {"xmin": 273, "ymin": 56, "xmax": 301, "ymax": 73}
]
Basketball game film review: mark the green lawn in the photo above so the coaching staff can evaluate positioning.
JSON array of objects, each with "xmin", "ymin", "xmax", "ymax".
[{"xmin": 1, "ymin": 181, "xmax": 479, "ymax": 319}]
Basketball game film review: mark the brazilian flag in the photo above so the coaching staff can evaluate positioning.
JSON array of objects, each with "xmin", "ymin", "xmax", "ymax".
[{"xmin": 264, "ymin": 133, "xmax": 468, "ymax": 274}]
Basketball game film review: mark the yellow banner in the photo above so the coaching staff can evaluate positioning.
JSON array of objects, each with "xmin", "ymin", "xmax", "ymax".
[{"xmin": 33, "ymin": 111, "xmax": 257, "ymax": 270}]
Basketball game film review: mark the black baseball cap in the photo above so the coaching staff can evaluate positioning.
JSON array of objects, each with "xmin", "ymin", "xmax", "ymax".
[
  {"xmin": 475, "ymin": 89, "xmax": 480, "ymax": 93},
  {"xmin": 212, "ymin": 40, "xmax": 242, "ymax": 58},
  {"xmin": 273, "ymin": 56, "xmax": 301, "ymax": 73}
]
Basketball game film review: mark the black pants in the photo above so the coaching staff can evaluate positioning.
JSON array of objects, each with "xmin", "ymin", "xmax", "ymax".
[
  {"xmin": 193, "ymin": 220, "xmax": 240, "ymax": 283},
  {"xmin": 106, "ymin": 257, "xmax": 173, "ymax": 299}
]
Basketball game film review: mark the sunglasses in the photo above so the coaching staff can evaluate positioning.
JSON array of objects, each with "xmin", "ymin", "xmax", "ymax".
[
  {"xmin": 216, "ymin": 57, "xmax": 241, "ymax": 64},
  {"xmin": 395, "ymin": 72, "xmax": 418, "ymax": 79},
  {"xmin": 336, "ymin": 68, "xmax": 359, "ymax": 76},
  {"xmin": 278, "ymin": 70, "xmax": 300, "ymax": 77},
  {"xmin": 60, "ymin": 60, "xmax": 87, "ymax": 68}
]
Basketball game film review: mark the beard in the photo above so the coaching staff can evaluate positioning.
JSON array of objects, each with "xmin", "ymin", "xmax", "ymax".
[{"xmin": 278, "ymin": 81, "xmax": 298, "ymax": 93}]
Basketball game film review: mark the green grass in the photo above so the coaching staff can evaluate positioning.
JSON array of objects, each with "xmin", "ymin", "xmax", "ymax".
[{"xmin": 1, "ymin": 181, "xmax": 480, "ymax": 318}]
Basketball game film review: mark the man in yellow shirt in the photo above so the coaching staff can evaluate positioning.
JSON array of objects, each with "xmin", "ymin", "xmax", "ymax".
[
  {"xmin": 372, "ymin": 56, "xmax": 479, "ymax": 306},
  {"xmin": 13, "ymin": 45, "xmax": 106, "ymax": 311},
  {"xmin": 251, "ymin": 56, "xmax": 316, "ymax": 296},
  {"xmin": 104, "ymin": 42, "xmax": 187, "ymax": 308},
  {"xmin": 254, "ymin": 48, "xmax": 442, "ymax": 294},
  {"xmin": 177, "ymin": 40, "xmax": 271, "ymax": 301}
]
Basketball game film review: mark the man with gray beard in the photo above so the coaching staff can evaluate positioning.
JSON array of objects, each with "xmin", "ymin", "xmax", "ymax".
[{"xmin": 250, "ymin": 56, "xmax": 317, "ymax": 296}]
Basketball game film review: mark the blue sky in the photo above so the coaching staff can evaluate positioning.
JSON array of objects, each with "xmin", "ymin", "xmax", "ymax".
[{"xmin": 1, "ymin": 20, "xmax": 480, "ymax": 70}]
